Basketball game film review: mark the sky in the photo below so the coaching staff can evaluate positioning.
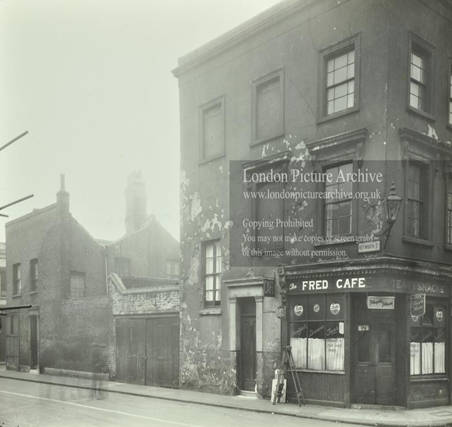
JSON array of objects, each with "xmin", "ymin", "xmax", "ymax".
[{"xmin": 0, "ymin": 0, "xmax": 282, "ymax": 242}]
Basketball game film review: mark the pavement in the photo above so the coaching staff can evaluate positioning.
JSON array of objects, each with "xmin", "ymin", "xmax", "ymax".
[{"xmin": 0, "ymin": 366, "xmax": 451, "ymax": 427}]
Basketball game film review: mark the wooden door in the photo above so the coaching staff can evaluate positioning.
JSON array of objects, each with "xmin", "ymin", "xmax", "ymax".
[
  {"xmin": 115, "ymin": 318, "xmax": 146, "ymax": 384},
  {"xmin": 353, "ymin": 297, "xmax": 396, "ymax": 405},
  {"xmin": 6, "ymin": 314, "xmax": 19, "ymax": 371},
  {"xmin": 146, "ymin": 316, "xmax": 179, "ymax": 388},
  {"xmin": 30, "ymin": 316, "xmax": 39, "ymax": 370},
  {"xmin": 374, "ymin": 319, "xmax": 396, "ymax": 405},
  {"xmin": 240, "ymin": 298, "xmax": 256, "ymax": 391}
]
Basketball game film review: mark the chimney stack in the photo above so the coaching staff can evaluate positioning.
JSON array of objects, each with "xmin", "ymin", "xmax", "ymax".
[
  {"xmin": 124, "ymin": 170, "xmax": 147, "ymax": 234},
  {"xmin": 56, "ymin": 174, "xmax": 70, "ymax": 212}
]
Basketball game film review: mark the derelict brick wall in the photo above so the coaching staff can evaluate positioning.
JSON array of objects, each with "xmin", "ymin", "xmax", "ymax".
[
  {"xmin": 107, "ymin": 220, "xmax": 179, "ymax": 278},
  {"xmin": 39, "ymin": 217, "xmax": 109, "ymax": 371},
  {"xmin": 109, "ymin": 281, "xmax": 179, "ymax": 315},
  {"xmin": 68, "ymin": 218, "xmax": 106, "ymax": 297}
]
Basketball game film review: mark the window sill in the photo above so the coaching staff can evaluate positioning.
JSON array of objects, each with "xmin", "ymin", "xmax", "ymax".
[
  {"xmin": 296, "ymin": 369, "xmax": 345, "ymax": 375},
  {"xmin": 199, "ymin": 307, "xmax": 221, "ymax": 316},
  {"xmin": 445, "ymin": 243, "xmax": 452, "ymax": 251},
  {"xmin": 29, "ymin": 291, "xmax": 38, "ymax": 296},
  {"xmin": 411, "ymin": 375, "xmax": 448, "ymax": 382},
  {"xmin": 250, "ymin": 246, "xmax": 284, "ymax": 256},
  {"xmin": 198, "ymin": 153, "xmax": 226, "ymax": 166},
  {"xmin": 312, "ymin": 237, "xmax": 355, "ymax": 247},
  {"xmin": 250, "ymin": 131, "xmax": 285, "ymax": 148},
  {"xmin": 12, "ymin": 294, "xmax": 22, "ymax": 298},
  {"xmin": 406, "ymin": 105, "xmax": 435, "ymax": 122},
  {"xmin": 317, "ymin": 106, "xmax": 359, "ymax": 125},
  {"xmin": 402, "ymin": 236, "xmax": 434, "ymax": 247}
]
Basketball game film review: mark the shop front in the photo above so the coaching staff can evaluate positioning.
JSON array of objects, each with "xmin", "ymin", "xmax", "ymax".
[{"xmin": 283, "ymin": 261, "xmax": 451, "ymax": 409}]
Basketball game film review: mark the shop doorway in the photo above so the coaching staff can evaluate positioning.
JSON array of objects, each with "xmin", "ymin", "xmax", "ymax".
[
  {"xmin": 353, "ymin": 295, "xmax": 397, "ymax": 405},
  {"xmin": 240, "ymin": 298, "xmax": 256, "ymax": 391}
]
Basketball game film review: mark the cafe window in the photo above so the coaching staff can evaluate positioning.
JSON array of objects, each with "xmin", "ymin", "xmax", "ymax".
[
  {"xmin": 410, "ymin": 301, "xmax": 446, "ymax": 375},
  {"xmin": 289, "ymin": 294, "xmax": 345, "ymax": 371}
]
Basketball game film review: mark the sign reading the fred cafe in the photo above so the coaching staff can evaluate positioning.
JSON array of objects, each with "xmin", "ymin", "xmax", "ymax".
[{"xmin": 287, "ymin": 276, "xmax": 448, "ymax": 297}]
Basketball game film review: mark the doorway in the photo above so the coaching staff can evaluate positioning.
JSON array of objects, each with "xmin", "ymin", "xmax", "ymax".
[
  {"xmin": 353, "ymin": 295, "xmax": 397, "ymax": 405},
  {"xmin": 239, "ymin": 298, "xmax": 256, "ymax": 391},
  {"xmin": 30, "ymin": 315, "xmax": 39, "ymax": 370},
  {"xmin": 115, "ymin": 316, "xmax": 179, "ymax": 388}
]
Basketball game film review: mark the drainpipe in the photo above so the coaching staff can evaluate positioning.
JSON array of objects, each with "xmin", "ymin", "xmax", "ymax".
[{"xmin": 104, "ymin": 247, "xmax": 109, "ymax": 295}]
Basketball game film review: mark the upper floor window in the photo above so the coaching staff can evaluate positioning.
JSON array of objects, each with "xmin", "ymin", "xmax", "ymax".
[
  {"xmin": 408, "ymin": 35, "xmax": 435, "ymax": 117},
  {"xmin": 7, "ymin": 314, "xmax": 18, "ymax": 336},
  {"xmin": 319, "ymin": 34, "xmax": 360, "ymax": 121},
  {"xmin": 324, "ymin": 163, "xmax": 353, "ymax": 238},
  {"xmin": 406, "ymin": 161, "xmax": 429, "ymax": 239},
  {"xmin": 449, "ymin": 62, "xmax": 452, "ymax": 125},
  {"xmin": 203, "ymin": 240, "xmax": 221, "ymax": 307},
  {"xmin": 410, "ymin": 51, "xmax": 428, "ymax": 111},
  {"xmin": 166, "ymin": 259, "xmax": 180, "ymax": 278},
  {"xmin": 70, "ymin": 271, "xmax": 85, "ymax": 298},
  {"xmin": 252, "ymin": 69, "xmax": 284, "ymax": 145},
  {"xmin": 0, "ymin": 270, "xmax": 6, "ymax": 298},
  {"xmin": 115, "ymin": 257, "xmax": 131, "ymax": 276},
  {"xmin": 13, "ymin": 263, "xmax": 21, "ymax": 295},
  {"xmin": 30, "ymin": 259, "xmax": 38, "ymax": 292},
  {"xmin": 447, "ymin": 171, "xmax": 452, "ymax": 246},
  {"xmin": 327, "ymin": 49, "xmax": 355, "ymax": 115},
  {"xmin": 199, "ymin": 98, "xmax": 225, "ymax": 163}
]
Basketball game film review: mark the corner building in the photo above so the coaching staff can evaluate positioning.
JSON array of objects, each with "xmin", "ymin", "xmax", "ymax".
[{"xmin": 173, "ymin": 0, "xmax": 452, "ymax": 408}]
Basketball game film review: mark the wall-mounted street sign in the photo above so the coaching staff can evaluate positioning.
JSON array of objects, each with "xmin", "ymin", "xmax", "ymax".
[
  {"xmin": 367, "ymin": 296, "xmax": 395, "ymax": 310},
  {"xmin": 410, "ymin": 294, "xmax": 426, "ymax": 317},
  {"xmin": 358, "ymin": 240, "xmax": 381, "ymax": 253},
  {"xmin": 358, "ymin": 325, "xmax": 369, "ymax": 331}
]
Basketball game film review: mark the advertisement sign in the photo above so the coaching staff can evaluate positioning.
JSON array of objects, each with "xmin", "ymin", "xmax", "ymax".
[
  {"xmin": 367, "ymin": 296, "xmax": 395, "ymax": 310},
  {"xmin": 410, "ymin": 294, "xmax": 426, "ymax": 317}
]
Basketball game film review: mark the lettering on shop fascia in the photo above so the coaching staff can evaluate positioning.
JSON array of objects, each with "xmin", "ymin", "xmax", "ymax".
[{"xmin": 287, "ymin": 276, "xmax": 447, "ymax": 296}]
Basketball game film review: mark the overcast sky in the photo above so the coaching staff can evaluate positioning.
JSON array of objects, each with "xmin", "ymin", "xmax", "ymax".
[{"xmin": 0, "ymin": 0, "xmax": 282, "ymax": 242}]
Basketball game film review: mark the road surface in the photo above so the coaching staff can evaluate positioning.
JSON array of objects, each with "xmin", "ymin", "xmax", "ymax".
[{"xmin": 0, "ymin": 377, "xmax": 362, "ymax": 427}]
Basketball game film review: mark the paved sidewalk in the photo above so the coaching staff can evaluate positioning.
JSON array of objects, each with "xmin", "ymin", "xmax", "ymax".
[{"xmin": 0, "ymin": 368, "xmax": 451, "ymax": 427}]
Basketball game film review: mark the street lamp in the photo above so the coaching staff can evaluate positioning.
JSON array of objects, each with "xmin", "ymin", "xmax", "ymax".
[
  {"xmin": 379, "ymin": 182, "xmax": 403, "ymax": 248},
  {"xmin": 385, "ymin": 182, "xmax": 403, "ymax": 224}
]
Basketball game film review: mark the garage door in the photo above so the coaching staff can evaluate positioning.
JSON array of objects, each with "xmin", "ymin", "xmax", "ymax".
[{"xmin": 116, "ymin": 316, "xmax": 179, "ymax": 388}]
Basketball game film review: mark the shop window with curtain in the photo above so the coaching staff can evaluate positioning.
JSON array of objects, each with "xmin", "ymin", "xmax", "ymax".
[
  {"xmin": 410, "ymin": 301, "xmax": 446, "ymax": 375},
  {"xmin": 289, "ymin": 294, "xmax": 345, "ymax": 371}
]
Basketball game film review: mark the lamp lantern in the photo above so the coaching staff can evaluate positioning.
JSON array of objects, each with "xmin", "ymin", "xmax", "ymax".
[{"xmin": 385, "ymin": 182, "xmax": 403, "ymax": 224}]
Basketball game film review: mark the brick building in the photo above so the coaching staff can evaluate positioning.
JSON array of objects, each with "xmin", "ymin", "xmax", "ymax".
[
  {"xmin": 5, "ymin": 176, "xmax": 109, "ymax": 373},
  {"xmin": 173, "ymin": 0, "xmax": 452, "ymax": 408},
  {"xmin": 4, "ymin": 172, "xmax": 180, "ymax": 388}
]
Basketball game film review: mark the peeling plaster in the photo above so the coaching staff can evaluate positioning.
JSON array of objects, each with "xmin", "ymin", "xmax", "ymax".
[
  {"xmin": 427, "ymin": 124, "xmax": 439, "ymax": 140},
  {"xmin": 189, "ymin": 192, "xmax": 202, "ymax": 221}
]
